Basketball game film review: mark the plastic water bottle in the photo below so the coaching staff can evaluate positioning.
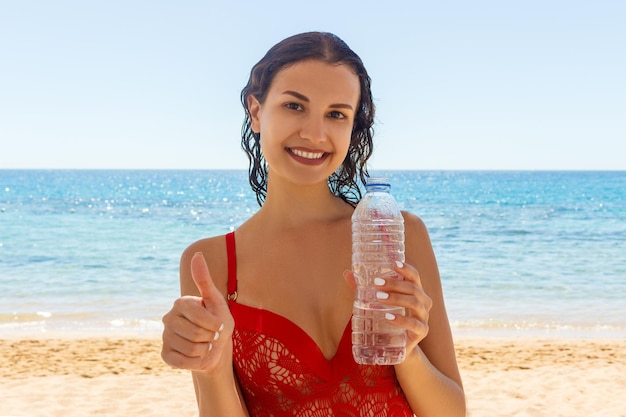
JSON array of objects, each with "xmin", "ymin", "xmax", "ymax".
[{"xmin": 351, "ymin": 177, "xmax": 406, "ymax": 365}]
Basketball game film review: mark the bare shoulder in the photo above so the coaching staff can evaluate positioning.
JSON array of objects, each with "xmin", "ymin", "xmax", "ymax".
[
  {"xmin": 401, "ymin": 210, "xmax": 440, "ymax": 287},
  {"xmin": 401, "ymin": 210, "xmax": 432, "ymax": 246},
  {"xmin": 179, "ymin": 234, "xmax": 230, "ymax": 297}
]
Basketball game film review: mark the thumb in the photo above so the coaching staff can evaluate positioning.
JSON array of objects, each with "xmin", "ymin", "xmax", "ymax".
[{"xmin": 190, "ymin": 252, "xmax": 223, "ymax": 307}]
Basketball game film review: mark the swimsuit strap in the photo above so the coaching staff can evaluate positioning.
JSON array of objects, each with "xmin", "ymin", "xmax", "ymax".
[{"xmin": 225, "ymin": 231, "xmax": 238, "ymax": 302}]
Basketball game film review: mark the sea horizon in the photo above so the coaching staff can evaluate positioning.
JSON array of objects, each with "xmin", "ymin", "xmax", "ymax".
[{"xmin": 2, "ymin": 168, "xmax": 625, "ymax": 172}]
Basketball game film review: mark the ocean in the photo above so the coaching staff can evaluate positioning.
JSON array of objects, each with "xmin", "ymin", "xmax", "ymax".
[{"xmin": 1, "ymin": 170, "xmax": 624, "ymax": 338}]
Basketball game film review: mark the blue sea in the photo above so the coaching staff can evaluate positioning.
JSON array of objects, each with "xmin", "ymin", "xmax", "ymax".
[{"xmin": 1, "ymin": 170, "xmax": 625, "ymax": 339}]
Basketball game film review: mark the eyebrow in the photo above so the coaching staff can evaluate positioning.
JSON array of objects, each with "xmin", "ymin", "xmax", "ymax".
[{"xmin": 282, "ymin": 90, "xmax": 354, "ymax": 110}]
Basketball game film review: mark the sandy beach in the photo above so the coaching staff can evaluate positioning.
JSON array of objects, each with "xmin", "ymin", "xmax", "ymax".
[{"xmin": 1, "ymin": 336, "xmax": 624, "ymax": 417}]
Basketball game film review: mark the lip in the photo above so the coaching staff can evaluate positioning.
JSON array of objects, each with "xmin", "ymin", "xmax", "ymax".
[{"xmin": 287, "ymin": 147, "xmax": 329, "ymax": 166}]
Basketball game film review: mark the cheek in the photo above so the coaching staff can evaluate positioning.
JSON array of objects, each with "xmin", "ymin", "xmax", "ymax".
[
  {"xmin": 258, "ymin": 130, "xmax": 282, "ymax": 166},
  {"xmin": 335, "ymin": 126, "xmax": 354, "ymax": 156},
  {"xmin": 259, "ymin": 134, "xmax": 271, "ymax": 157},
  {"xmin": 338, "ymin": 136, "xmax": 351, "ymax": 157}
]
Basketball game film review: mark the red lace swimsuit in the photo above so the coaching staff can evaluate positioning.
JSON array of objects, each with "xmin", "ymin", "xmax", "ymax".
[{"xmin": 225, "ymin": 232, "xmax": 415, "ymax": 417}]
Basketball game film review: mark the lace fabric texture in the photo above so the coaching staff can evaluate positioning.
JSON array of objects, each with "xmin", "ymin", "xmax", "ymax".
[
  {"xmin": 230, "ymin": 302, "xmax": 414, "ymax": 417},
  {"xmin": 225, "ymin": 232, "xmax": 414, "ymax": 416}
]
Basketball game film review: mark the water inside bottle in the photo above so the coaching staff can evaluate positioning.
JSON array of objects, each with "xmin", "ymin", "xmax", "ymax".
[{"xmin": 352, "ymin": 302, "xmax": 406, "ymax": 365}]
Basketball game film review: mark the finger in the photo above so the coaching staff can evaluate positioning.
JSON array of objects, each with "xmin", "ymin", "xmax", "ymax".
[
  {"xmin": 379, "ymin": 295, "xmax": 431, "ymax": 343},
  {"xmin": 342, "ymin": 269, "xmax": 357, "ymax": 292},
  {"xmin": 166, "ymin": 330, "xmax": 213, "ymax": 359},
  {"xmin": 373, "ymin": 272, "xmax": 433, "ymax": 315},
  {"xmin": 188, "ymin": 253, "xmax": 234, "ymax": 352},
  {"xmin": 162, "ymin": 310, "xmax": 222, "ymax": 368},
  {"xmin": 190, "ymin": 252, "xmax": 226, "ymax": 308},
  {"xmin": 166, "ymin": 303, "xmax": 221, "ymax": 339},
  {"xmin": 385, "ymin": 312, "xmax": 430, "ymax": 343},
  {"xmin": 383, "ymin": 292, "xmax": 433, "ymax": 315},
  {"xmin": 393, "ymin": 261, "xmax": 423, "ymax": 287},
  {"xmin": 161, "ymin": 346, "xmax": 206, "ymax": 370},
  {"xmin": 380, "ymin": 262, "xmax": 424, "ymax": 298}
]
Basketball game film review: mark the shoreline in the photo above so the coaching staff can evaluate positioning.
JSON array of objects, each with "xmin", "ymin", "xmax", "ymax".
[
  {"xmin": 2, "ymin": 335, "xmax": 625, "ymax": 416},
  {"xmin": 3, "ymin": 325, "xmax": 626, "ymax": 341}
]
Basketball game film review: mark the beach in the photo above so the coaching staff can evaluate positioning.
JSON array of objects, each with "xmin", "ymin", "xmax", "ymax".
[{"xmin": 1, "ymin": 335, "xmax": 624, "ymax": 417}]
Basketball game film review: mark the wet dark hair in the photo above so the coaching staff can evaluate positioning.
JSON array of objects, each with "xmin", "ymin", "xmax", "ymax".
[{"xmin": 240, "ymin": 31, "xmax": 375, "ymax": 206}]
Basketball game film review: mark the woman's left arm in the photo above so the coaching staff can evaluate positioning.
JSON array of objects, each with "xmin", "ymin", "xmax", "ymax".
[{"xmin": 382, "ymin": 212, "xmax": 466, "ymax": 417}]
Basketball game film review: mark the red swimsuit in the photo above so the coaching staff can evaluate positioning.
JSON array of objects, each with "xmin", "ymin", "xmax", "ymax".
[{"xmin": 225, "ymin": 232, "xmax": 415, "ymax": 416}]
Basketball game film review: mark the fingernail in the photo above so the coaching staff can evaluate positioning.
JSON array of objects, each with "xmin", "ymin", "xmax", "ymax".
[
  {"xmin": 208, "ymin": 342, "xmax": 213, "ymax": 352},
  {"xmin": 395, "ymin": 261, "xmax": 404, "ymax": 268},
  {"xmin": 218, "ymin": 323, "xmax": 225, "ymax": 332},
  {"xmin": 385, "ymin": 313, "xmax": 396, "ymax": 320},
  {"xmin": 213, "ymin": 331, "xmax": 220, "ymax": 341},
  {"xmin": 376, "ymin": 291, "xmax": 389, "ymax": 300},
  {"xmin": 374, "ymin": 277, "xmax": 385, "ymax": 286}
]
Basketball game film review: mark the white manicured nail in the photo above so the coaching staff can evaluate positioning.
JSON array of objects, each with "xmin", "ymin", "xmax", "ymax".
[
  {"xmin": 385, "ymin": 313, "xmax": 396, "ymax": 320},
  {"xmin": 376, "ymin": 291, "xmax": 389, "ymax": 300},
  {"xmin": 374, "ymin": 277, "xmax": 385, "ymax": 286},
  {"xmin": 213, "ymin": 331, "xmax": 220, "ymax": 341},
  {"xmin": 395, "ymin": 261, "xmax": 404, "ymax": 268}
]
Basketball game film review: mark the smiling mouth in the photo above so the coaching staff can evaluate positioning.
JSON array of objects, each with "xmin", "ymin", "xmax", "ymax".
[{"xmin": 289, "ymin": 148, "xmax": 326, "ymax": 160}]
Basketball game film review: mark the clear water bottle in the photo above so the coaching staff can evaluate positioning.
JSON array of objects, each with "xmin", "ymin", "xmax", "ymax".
[{"xmin": 351, "ymin": 177, "xmax": 406, "ymax": 365}]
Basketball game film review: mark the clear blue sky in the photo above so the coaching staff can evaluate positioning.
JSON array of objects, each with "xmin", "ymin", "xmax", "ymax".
[{"xmin": 1, "ymin": 1, "xmax": 624, "ymax": 170}]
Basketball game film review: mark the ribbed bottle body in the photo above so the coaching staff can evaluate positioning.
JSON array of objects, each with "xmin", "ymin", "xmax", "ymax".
[{"xmin": 351, "ymin": 179, "xmax": 406, "ymax": 365}]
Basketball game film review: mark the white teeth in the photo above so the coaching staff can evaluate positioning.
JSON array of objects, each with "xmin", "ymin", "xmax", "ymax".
[{"xmin": 291, "ymin": 149, "xmax": 324, "ymax": 159}]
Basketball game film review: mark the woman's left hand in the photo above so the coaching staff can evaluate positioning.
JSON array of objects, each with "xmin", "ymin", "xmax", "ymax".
[
  {"xmin": 379, "ymin": 261, "xmax": 433, "ymax": 352},
  {"xmin": 343, "ymin": 261, "xmax": 432, "ymax": 353}
]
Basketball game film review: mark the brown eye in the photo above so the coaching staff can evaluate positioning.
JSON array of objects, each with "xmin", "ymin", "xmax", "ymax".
[
  {"xmin": 328, "ymin": 110, "xmax": 346, "ymax": 119},
  {"xmin": 285, "ymin": 102, "xmax": 303, "ymax": 111}
]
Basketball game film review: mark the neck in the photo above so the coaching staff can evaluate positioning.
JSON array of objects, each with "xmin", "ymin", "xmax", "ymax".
[{"xmin": 258, "ymin": 173, "xmax": 352, "ymax": 230}]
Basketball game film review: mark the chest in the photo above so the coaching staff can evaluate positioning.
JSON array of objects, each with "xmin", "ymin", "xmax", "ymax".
[
  {"xmin": 230, "ymin": 310, "xmax": 413, "ymax": 416},
  {"xmin": 235, "ymin": 230, "xmax": 353, "ymax": 358}
]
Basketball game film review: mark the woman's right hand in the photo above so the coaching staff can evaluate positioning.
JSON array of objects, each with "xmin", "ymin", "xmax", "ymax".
[{"xmin": 161, "ymin": 252, "xmax": 235, "ymax": 374}]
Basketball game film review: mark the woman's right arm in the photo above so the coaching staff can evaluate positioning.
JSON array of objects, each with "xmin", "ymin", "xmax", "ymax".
[{"xmin": 161, "ymin": 245, "xmax": 249, "ymax": 416}]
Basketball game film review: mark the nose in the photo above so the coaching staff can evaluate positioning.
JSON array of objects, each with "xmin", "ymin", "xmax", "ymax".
[{"xmin": 299, "ymin": 113, "xmax": 327, "ymax": 144}]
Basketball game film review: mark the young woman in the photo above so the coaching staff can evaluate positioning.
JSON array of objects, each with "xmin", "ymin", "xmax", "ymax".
[{"xmin": 161, "ymin": 31, "xmax": 465, "ymax": 417}]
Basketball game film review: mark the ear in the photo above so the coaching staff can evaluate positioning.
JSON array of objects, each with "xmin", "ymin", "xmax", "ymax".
[{"xmin": 247, "ymin": 95, "xmax": 261, "ymax": 133}]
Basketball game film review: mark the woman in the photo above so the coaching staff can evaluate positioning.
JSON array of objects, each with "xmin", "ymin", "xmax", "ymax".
[{"xmin": 161, "ymin": 31, "xmax": 465, "ymax": 417}]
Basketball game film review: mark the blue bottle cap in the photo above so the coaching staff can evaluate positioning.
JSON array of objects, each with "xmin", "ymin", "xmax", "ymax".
[{"xmin": 366, "ymin": 177, "xmax": 390, "ymax": 187}]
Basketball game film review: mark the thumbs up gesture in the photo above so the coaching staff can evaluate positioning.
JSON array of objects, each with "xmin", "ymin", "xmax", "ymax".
[{"xmin": 161, "ymin": 252, "xmax": 235, "ymax": 372}]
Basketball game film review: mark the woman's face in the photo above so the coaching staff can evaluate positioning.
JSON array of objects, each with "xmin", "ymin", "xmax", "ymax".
[{"xmin": 248, "ymin": 59, "xmax": 360, "ymax": 187}]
